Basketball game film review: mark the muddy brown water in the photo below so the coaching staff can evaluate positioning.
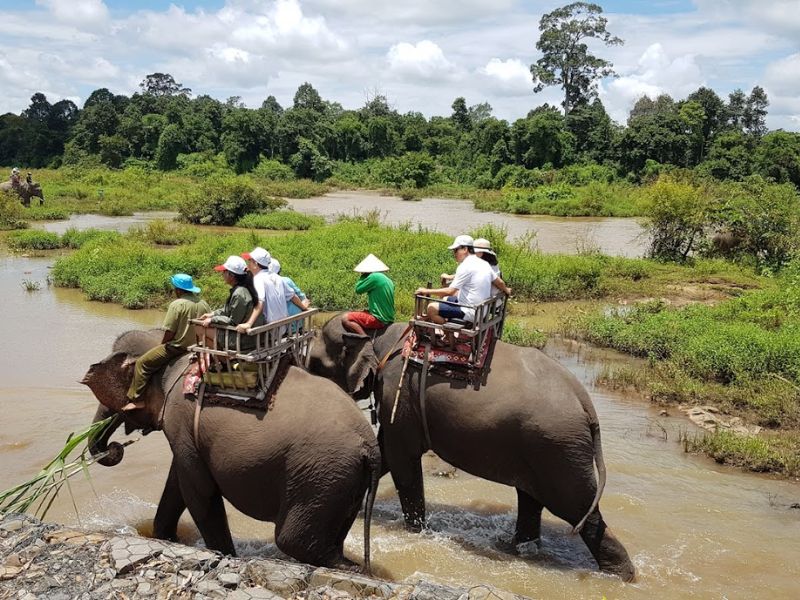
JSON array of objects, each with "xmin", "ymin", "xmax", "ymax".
[
  {"xmin": 290, "ymin": 191, "xmax": 648, "ymax": 257},
  {"xmin": 2, "ymin": 216, "xmax": 799, "ymax": 599}
]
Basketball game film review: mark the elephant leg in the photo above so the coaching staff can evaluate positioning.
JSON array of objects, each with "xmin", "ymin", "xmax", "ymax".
[
  {"xmin": 175, "ymin": 456, "xmax": 235, "ymax": 556},
  {"xmin": 513, "ymin": 488, "xmax": 543, "ymax": 547},
  {"xmin": 388, "ymin": 455, "xmax": 426, "ymax": 531},
  {"xmin": 152, "ymin": 460, "xmax": 185, "ymax": 542},
  {"xmin": 275, "ymin": 501, "xmax": 356, "ymax": 570},
  {"xmin": 578, "ymin": 509, "xmax": 635, "ymax": 582}
]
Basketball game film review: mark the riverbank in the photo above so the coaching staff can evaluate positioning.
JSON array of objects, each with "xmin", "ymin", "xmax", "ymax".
[{"xmin": 0, "ymin": 513, "xmax": 525, "ymax": 599}]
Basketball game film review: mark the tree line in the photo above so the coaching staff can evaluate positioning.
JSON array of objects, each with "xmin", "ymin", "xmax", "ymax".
[{"xmin": 1, "ymin": 1, "xmax": 798, "ymax": 189}]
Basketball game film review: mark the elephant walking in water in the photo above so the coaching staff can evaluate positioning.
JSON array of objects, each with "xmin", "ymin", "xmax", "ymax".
[
  {"xmin": 0, "ymin": 180, "xmax": 44, "ymax": 207},
  {"xmin": 309, "ymin": 316, "xmax": 635, "ymax": 580},
  {"xmin": 82, "ymin": 330, "xmax": 381, "ymax": 571}
]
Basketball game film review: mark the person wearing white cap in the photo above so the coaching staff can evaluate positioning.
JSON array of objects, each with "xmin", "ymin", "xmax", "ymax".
[
  {"xmin": 238, "ymin": 246, "xmax": 306, "ymax": 331},
  {"xmin": 269, "ymin": 259, "xmax": 312, "ymax": 320},
  {"xmin": 10, "ymin": 167, "xmax": 20, "ymax": 189},
  {"xmin": 197, "ymin": 255, "xmax": 265, "ymax": 352},
  {"xmin": 415, "ymin": 234, "xmax": 495, "ymax": 324},
  {"xmin": 473, "ymin": 238, "xmax": 512, "ymax": 297},
  {"xmin": 343, "ymin": 254, "xmax": 395, "ymax": 336}
]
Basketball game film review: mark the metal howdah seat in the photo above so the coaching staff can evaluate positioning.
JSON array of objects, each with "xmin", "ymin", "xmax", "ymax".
[
  {"xmin": 189, "ymin": 309, "xmax": 318, "ymax": 400},
  {"xmin": 411, "ymin": 293, "xmax": 507, "ymax": 370}
]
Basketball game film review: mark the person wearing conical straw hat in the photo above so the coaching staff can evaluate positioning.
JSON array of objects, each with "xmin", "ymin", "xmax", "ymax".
[{"xmin": 343, "ymin": 254, "xmax": 395, "ymax": 336}]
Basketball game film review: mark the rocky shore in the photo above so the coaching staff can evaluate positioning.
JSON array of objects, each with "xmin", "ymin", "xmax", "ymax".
[{"xmin": 0, "ymin": 514, "xmax": 527, "ymax": 600}]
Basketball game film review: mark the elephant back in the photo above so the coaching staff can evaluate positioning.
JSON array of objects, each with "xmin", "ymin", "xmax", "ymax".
[{"xmin": 112, "ymin": 329, "xmax": 164, "ymax": 357}]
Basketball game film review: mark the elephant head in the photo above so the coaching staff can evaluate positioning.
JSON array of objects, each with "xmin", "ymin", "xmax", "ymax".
[
  {"xmin": 308, "ymin": 315, "xmax": 379, "ymax": 400},
  {"xmin": 81, "ymin": 330, "xmax": 167, "ymax": 466},
  {"xmin": 27, "ymin": 182, "xmax": 44, "ymax": 205}
]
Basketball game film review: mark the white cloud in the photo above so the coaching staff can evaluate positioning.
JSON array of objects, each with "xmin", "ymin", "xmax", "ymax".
[
  {"xmin": 387, "ymin": 41, "xmax": 457, "ymax": 82},
  {"xmin": 36, "ymin": 0, "xmax": 109, "ymax": 28},
  {"xmin": 604, "ymin": 43, "xmax": 704, "ymax": 122},
  {"xmin": 480, "ymin": 58, "xmax": 532, "ymax": 96},
  {"xmin": 762, "ymin": 53, "xmax": 800, "ymax": 130}
]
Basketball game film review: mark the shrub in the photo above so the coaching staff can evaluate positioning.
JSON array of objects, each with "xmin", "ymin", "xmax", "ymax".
[
  {"xmin": 6, "ymin": 230, "xmax": 62, "ymax": 250},
  {"xmin": 178, "ymin": 176, "xmax": 287, "ymax": 225},
  {"xmin": 131, "ymin": 219, "xmax": 197, "ymax": 245},
  {"xmin": 176, "ymin": 152, "xmax": 233, "ymax": 178},
  {"xmin": 61, "ymin": 228, "xmax": 121, "ymax": 249},
  {"xmin": 644, "ymin": 177, "xmax": 713, "ymax": 262},
  {"xmin": 252, "ymin": 158, "xmax": 295, "ymax": 181},
  {"xmin": 22, "ymin": 205, "xmax": 70, "ymax": 221},
  {"xmin": 236, "ymin": 211, "xmax": 324, "ymax": 230},
  {"xmin": 0, "ymin": 191, "xmax": 28, "ymax": 230}
]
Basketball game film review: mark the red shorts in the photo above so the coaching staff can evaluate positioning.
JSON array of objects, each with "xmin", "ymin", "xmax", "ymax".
[{"xmin": 346, "ymin": 311, "xmax": 388, "ymax": 329}]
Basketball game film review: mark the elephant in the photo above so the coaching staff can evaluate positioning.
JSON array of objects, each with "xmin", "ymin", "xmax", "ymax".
[
  {"xmin": 82, "ymin": 329, "xmax": 381, "ymax": 571},
  {"xmin": 710, "ymin": 228, "xmax": 745, "ymax": 255},
  {"xmin": 309, "ymin": 316, "xmax": 635, "ymax": 581},
  {"xmin": 0, "ymin": 180, "xmax": 44, "ymax": 207}
]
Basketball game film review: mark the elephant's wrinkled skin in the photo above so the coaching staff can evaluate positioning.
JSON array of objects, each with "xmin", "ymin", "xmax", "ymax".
[
  {"xmin": 83, "ymin": 329, "xmax": 381, "ymax": 571},
  {"xmin": 309, "ymin": 316, "xmax": 635, "ymax": 580},
  {"xmin": 0, "ymin": 180, "xmax": 44, "ymax": 207}
]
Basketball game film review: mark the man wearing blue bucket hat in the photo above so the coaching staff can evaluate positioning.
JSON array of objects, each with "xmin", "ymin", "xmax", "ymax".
[{"xmin": 124, "ymin": 273, "xmax": 210, "ymax": 410}]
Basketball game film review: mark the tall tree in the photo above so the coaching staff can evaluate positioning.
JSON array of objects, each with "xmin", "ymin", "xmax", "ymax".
[
  {"xmin": 139, "ymin": 73, "xmax": 192, "ymax": 98},
  {"xmin": 531, "ymin": 2, "xmax": 623, "ymax": 114},
  {"xmin": 726, "ymin": 89, "xmax": 747, "ymax": 130},
  {"xmin": 744, "ymin": 86, "xmax": 769, "ymax": 138},
  {"xmin": 451, "ymin": 97, "xmax": 471, "ymax": 130},
  {"xmin": 293, "ymin": 82, "xmax": 325, "ymax": 113}
]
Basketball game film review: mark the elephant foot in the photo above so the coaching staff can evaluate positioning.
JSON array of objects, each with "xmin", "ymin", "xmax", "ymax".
[
  {"xmin": 404, "ymin": 520, "xmax": 424, "ymax": 534},
  {"xmin": 507, "ymin": 535, "xmax": 541, "ymax": 556}
]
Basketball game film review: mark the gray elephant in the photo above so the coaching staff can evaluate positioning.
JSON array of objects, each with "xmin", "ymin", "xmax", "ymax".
[
  {"xmin": 82, "ymin": 330, "xmax": 381, "ymax": 571},
  {"xmin": 309, "ymin": 316, "xmax": 635, "ymax": 580},
  {"xmin": 0, "ymin": 180, "xmax": 44, "ymax": 207}
]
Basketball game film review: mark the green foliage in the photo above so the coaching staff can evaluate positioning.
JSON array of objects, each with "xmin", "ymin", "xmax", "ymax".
[
  {"xmin": 6, "ymin": 230, "xmax": 62, "ymax": 250},
  {"xmin": 130, "ymin": 219, "xmax": 196, "ymax": 245},
  {"xmin": 684, "ymin": 430, "xmax": 800, "ymax": 477},
  {"xmin": 644, "ymin": 177, "xmax": 712, "ymax": 261},
  {"xmin": 178, "ymin": 176, "xmax": 287, "ymax": 225},
  {"xmin": 0, "ymin": 191, "xmax": 29, "ymax": 230},
  {"xmin": 176, "ymin": 152, "xmax": 232, "ymax": 177},
  {"xmin": 251, "ymin": 158, "xmax": 295, "ymax": 181},
  {"xmin": 236, "ymin": 211, "xmax": 324, "ymax": 230},
  {"xmin": 61, "ymin": 227, "xmax": 121, "ymax": 249},
  {"xmin": 502, "ymin": 320, "xmax": 547, "ymax": 348},
  {"xmin": 22, "ymin": 205, "xmax": 69, "ymax": 221}
]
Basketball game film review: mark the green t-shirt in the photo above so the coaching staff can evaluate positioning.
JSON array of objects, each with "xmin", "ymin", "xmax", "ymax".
[
  {"xmin": 354, "ymin": 272, "xmax": 395, "ymax": 324},
  {"xmin": 163, "ymin": 294, "xmax": 211, "ymax": 350}
]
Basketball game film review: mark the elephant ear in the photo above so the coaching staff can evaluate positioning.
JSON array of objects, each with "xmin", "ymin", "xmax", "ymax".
[
  {"xmin": 342, "ymin": 332, "xmax": 378, "ymax": 397},
  {"xmin": 81, "ymin": 352, "xmax": 136, "ymax": 413}
]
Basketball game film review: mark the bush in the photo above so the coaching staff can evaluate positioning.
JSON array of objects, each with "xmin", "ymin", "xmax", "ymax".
[
  {"xmin": 176, "ymin": 152, "xmax": 233, "ymax": 178},
  {"xmin": 252, "ymin": 159, "xmax": 295, "ymax": 181},
  {"xmin": 0, "ymin": 191, "xmax": 28, "ymax": 230},
  {"xmin": 61, "ymin": 228, "xmax": 121, "ymax": 249},
  {"xmin": 236, "ymin": 211, "xmax": 324, "ymax": 230},
  {"xmin": 178, "ymin": 176, "xmax": 287, "ymax": 225},
  {"xmin": 6, "ymin": 230, "xmax": 62, "ymax": 250},
  {"xmin": 131, "ymin": 219, "xmax": 196, "ymax": 245},
  {"xmin": 644, "ymin": 177, "xmax": 712, "ymax": 262}
]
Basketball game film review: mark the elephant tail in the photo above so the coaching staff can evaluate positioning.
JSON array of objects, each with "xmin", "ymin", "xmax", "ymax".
[
  {"xmin": 573, "ymin": 421, "xmax": 606, "ymax": 535},
  {"xmin": 362, "ymin": 449, "xmax": 381, "ymax": 575}
]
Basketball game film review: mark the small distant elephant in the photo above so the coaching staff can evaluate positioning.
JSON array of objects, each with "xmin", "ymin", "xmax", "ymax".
[
  {"xmin": 0, "ymin": 180, "xmax": 44, "ymax": 207},
  {"xmin": 310, "ymin": 316, "xmax": 635, "ymax": 580},
  {"xmin": 82, "ymin": 330, "xmax": 381, "ymax": 571},
  {"xmin": 710, "ymin": 229, "xmax": 745, "ymax": 254}
]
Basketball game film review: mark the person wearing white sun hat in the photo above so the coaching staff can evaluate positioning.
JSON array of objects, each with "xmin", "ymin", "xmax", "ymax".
[
  {"xmin": 472, "ymin": 238, "xmax": 512, "ymax": 297},
  {"xmin": 343, "ymin": 254, "xmax": 395, "ymax": 336},
  {"xmin": 415, "ymin": 234, "xmax": 496, "ymax": 324}
]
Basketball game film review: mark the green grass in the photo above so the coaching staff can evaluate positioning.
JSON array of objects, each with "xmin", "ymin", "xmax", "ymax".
[
  {"xmin": 501, "ymin": 319, "xmax": 547, "ymax": 348},
  {"xmin": 6, "ymin": 230, "xmax": 62, "ymax": 250},
  {"xmin": 236, "ymin": 211, "xmax": 325, "ymax": 230},
  {"xmin": 683, "ymin": 430, "xmax": 800, "ymax": 478}
]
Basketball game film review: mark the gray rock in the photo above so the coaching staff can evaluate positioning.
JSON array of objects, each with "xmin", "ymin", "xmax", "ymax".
[
  {"xmin": 219, "ymin": 572, "xmax": 241, "ymax": 587},
  {"xmin": 467, "ymin": 585, "xmax": 524, "ymax": 600},
  {"xmin": 196, "ymin": 580, "xmax": 224, "ymax": 594},
  {"xmin": 234, "ymin": 587, "xmax": 286, "ymax": 600},
  {"xmin": 136, "ymin": 581, "xmax": 155, "ymax": 596},
  {"xmin": 245, "ymin": 560, "xmax": 310, "ymax": 595},
  {"xmin": 0, "ymin": 519, "xmax": 24, "ymax": 533},
  {"xmin": 309, "ymin": 567, "xmax": 393, "ymax": 598}
]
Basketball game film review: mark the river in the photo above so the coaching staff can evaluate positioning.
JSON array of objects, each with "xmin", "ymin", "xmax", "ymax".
[
  {"xmin": 291, "ymin": 191, "xmax": 648, "ymax": 257},
  {"xmin": 1, "ymin": 213, "xmax": 798, "ymax": 599}
]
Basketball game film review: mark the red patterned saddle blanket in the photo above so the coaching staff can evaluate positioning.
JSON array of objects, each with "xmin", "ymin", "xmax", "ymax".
[{"xmin": 402, "ymin": 328, "xmax": 493, "ymax": 370}]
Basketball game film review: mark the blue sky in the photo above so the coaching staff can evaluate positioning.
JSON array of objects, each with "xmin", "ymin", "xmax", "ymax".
[{"xmin": 0, "ymin": 1, "xmax": 798, "ymax": 129}]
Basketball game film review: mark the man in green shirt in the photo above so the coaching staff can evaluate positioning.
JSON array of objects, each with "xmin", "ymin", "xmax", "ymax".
[
  {"xmin": 343, "ymin": 254, "xmax": 395, "ymax": 336},
  {"xmin": 124, "ymin": 273, "xmax": 210, "ymax": 410}
]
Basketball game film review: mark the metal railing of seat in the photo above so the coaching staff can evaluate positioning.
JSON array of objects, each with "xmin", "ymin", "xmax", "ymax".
[
  {"xmin": 189, "ymin": 308, "xmax": 318, "ymax": 397},
  {"xmin": 411, "ymin": 294, "xmax": 507, "ymax": 365}
]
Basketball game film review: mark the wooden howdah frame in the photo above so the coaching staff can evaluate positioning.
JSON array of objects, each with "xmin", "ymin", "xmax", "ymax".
[{"xmin": 189, "ymin": 309, "xmax": 318, "ymax": 399}]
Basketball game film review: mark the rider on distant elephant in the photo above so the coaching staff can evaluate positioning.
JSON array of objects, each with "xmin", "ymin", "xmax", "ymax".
[{"xmin": 10, "ymin": 167, "xmax": 20, "ymax": 189}]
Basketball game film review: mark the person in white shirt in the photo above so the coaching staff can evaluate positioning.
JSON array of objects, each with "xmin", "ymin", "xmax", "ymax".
[
  {"xmin": 236, "ymin": 246, "xmax": 306, "ymax": 332},
  {"xmin": 472, "ymin": 238, "xmax": 512, "ymax": 297},
  {"xmin": 415, "ymin": 235, "xmax": 496, "ymax": 325}
]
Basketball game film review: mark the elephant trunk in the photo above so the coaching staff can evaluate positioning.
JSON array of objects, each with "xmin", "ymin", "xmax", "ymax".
[{"xmin": 88, "ymin": 404, "xmax": 125, "ymax": 467}]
